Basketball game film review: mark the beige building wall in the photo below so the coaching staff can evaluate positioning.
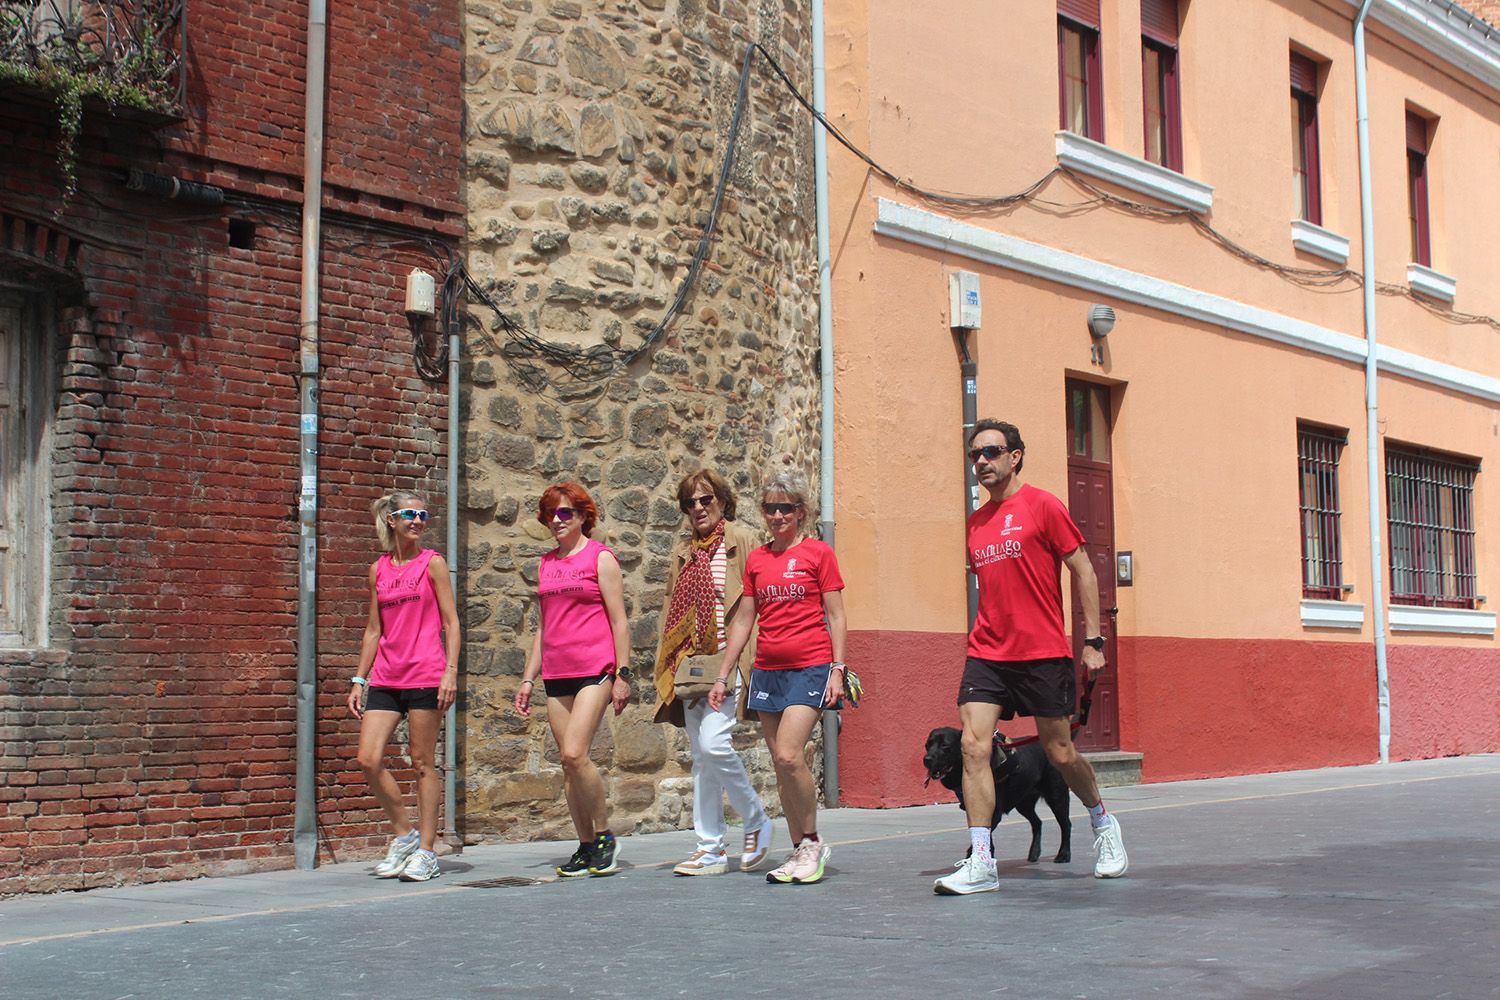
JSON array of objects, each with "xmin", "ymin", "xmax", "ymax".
[{"xmin": 825, "ymin": 0, "xmax": 1500, "ymax": 793}]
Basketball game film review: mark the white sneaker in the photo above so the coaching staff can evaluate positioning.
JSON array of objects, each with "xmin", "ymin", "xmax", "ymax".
[
  {"xmin": 373, "ymin": 833, "xmax": 419, "ymax": 878},
  {"xmin": 398, "ymin": 849, "xmax": 441, "ymax": 882},
  {"xmin": 1093, "ymin": 816, "xmax": 1128, "ymax": 878},
  {"xmin": 740, "ymin": 817, "xmax": 775, "ymax": 871},
  {"xmin": 934, "ymin": 854, "xmax": 999, "ymax": 895},
  {"xmin": 674, "ymin": 850, "xmax": 728, "ymax": 876}
]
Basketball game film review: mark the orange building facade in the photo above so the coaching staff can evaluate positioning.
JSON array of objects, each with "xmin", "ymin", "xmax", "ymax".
[{"xmin": 825, "ymin": 0, "xmax": 1500, "ymax": 804}]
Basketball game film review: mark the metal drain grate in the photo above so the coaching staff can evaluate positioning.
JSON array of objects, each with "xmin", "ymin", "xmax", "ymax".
[{"xmin": 457, "ymin": 876, "xmax": 543, "ymax": 889}]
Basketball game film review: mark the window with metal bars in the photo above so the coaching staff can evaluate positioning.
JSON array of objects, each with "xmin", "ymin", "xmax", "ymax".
[
  {"xmin": 1298, "ymin": 424, "xmax": 1345, "ymax": 599},
  {"xmin": 1386, "ymin": 445, "xmax": 1478, "ymax": 608}
]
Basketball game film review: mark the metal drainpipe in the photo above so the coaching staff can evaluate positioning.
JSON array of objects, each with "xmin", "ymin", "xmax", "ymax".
[
  {"xmin": 293, "ymin": 0, "xmax": 329, "ymax": 869},
  {"xmin": 812, "ymin": 0, "xmax": 838, "ymax": 807},
  {"xmin": 444, "ymin": 307, "xmax": 460, "ymax": 846},
  {"xmin": 957, "ymin": 330, "xmax": 979, "ymax": 627},
  {"xmin": 1354, "ymin": 0, "xmax": 1391, "ymax": 764}
]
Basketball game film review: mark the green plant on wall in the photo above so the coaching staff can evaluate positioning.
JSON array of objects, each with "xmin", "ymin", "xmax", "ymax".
[{"xmin": 0, "ymin": 2, "xmax": 180, "ymax": 203}]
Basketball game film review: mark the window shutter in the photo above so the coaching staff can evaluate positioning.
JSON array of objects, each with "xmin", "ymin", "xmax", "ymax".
[
  {"xmin": 1290, "ymin": 53, "xmax": 1318, "ymax": 94},
  {"xmin": 1141, "ymin": 0, "xmax": 1178, "ymax": 44},
  {"xmin": 1406, "ymin": 110, "xmax": 1429, "ymax": 153},
  {"xmin": 1059, "ymin": 0, "xmax": 1100, "ymax": 29}
]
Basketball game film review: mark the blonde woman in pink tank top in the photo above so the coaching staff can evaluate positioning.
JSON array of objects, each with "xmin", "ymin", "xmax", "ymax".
[
  {"xmin": 346, "ymin": 490, "xmax": 460, "ymax": 882},
  {"xmin": 514, "ymin": 482, "xmax": 634, "ymax": 877}
]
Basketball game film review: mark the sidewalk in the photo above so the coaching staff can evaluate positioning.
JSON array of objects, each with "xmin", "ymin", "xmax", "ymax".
[{"xmin": 3, "ymin": 754, "xmax": 1498, "ymax": 999}]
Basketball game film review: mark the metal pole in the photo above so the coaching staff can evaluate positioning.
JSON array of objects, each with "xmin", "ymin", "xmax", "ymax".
[
  {"xmin": 293, "ymin": 0, "xmax": 329, "ymax": 870},
  {"xmin": 1353, "ymin": 0, "xmax": 1391, "ymax": 764},
  {"xmin": 444, "ymin": 305, "xmax": 460, "ymax": 847},
  {"xmin": 811, "ymin": 0, "xmax": 838, "ymax": 808},
  {"xmin": 957, "ymin": 329, "xmax": 979, "ymax": 627}
]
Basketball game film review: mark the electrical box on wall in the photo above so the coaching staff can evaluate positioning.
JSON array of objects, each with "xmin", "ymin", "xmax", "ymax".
[
  {"xmin": 405, "ymin": 268, "xmax": 436, "ymax": 318},
  {"xmin": 948, "ymin": 270, "xmax": 982, "ymax": 329}
]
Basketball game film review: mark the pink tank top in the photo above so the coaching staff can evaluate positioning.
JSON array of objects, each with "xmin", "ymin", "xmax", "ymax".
[
  {"xmin": 538, "ymin": 538, "xmax": 619, "ymax": 679},
  {"xmin": 370, "ymin": 548, "xmax": 449, "ymax": 688}
]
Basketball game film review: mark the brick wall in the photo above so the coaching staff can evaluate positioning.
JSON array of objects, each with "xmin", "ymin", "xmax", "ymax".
[{"xmin": 0, "ymin": 0, "xmax": 463, "ymax": 893}]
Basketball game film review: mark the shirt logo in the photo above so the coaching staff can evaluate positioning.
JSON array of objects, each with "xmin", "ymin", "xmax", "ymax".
[
  {"xmin": 1001, "ymin": 513, "xmax": 1023, "ymax": 535},
  {"xmin": 971, "ymin": 539, "xmax": 1022, "ymax": 568}
]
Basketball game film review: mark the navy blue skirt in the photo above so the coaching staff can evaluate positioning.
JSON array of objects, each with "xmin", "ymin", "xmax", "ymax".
[{"xmin": 747, "ymin": 663, "xmax": 834, "ymax": 713}]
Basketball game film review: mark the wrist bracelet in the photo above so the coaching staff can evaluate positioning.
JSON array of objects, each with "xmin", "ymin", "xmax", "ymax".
[
  {"xmin": 520, "ymin": 679, "xmax": 535, "ymax": 688},
  {"xmin": 830, "ymin": 662, "xmax": 846, "ymax": 672},
  {"xmin": 350, "ymin": 676, "xmax": 369, "ymax": 687},
  {"xmin": 714, "ymin": 676, "xmax": 730, "ymax": 685}
]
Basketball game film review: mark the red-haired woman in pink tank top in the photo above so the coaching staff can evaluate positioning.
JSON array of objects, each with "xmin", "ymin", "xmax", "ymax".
[
  {"xmin": 346, "ymin": 489, "xmax": 460, "ymax": 882},
  {"xmin": 514, "ymin": 482, "xmax": 634, "ymax": 877}
]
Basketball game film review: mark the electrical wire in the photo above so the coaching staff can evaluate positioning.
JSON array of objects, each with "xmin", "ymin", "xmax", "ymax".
[{"xmin": 214, "ymin": 38, "xmax": 1500, "ymax": 392}]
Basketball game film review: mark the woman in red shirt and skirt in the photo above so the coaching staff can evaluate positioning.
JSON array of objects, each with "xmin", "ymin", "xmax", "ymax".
[{"xmin": 709, "ymin": 472, "xmax": 847, "ymax": 885}]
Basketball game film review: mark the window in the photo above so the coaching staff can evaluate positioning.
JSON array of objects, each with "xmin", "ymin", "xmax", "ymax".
[
  {"xmin": 1141, "ymin": 0, "xmax": 1181, "ymax": 170},
  {"xmin": 1386, "ymin": 445, "xmax": 1477, "ymax": 608},
  {"xmin": 1290, "ymin": 53, "xmax": 1321, "ymax": 224},
  {"xmin": 1406, "ymin": 111, "xmax": 1431, "ymax": 266},
  {"xmin": 1059, "ymin": 0, "xmax": 1103, "ymax": 141},
  {"xmin": 1298, "ymin": 424, "xmax": 1345, "ymax": 599},
  {"xmin": 0, "ymin": 288, "xmax": 51, "ymax": 647}
]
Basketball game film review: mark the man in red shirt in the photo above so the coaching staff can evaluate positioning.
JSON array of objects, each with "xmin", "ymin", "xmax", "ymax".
[{"xmin": 934, "ymin": 419, "xmax": 1128, "ymax": 895}]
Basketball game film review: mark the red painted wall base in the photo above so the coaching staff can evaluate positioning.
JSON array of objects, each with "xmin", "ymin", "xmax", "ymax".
[{"xmin": 838, "ymin": 629, "xmax": 1499, "ymax": 806}]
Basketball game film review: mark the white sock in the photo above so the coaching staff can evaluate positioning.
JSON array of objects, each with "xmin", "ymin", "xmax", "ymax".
[
  {"xmin": 396, "ymin": 829, "xmax": 418, "ymax": 844},
  {"xmin": 968, "ymin": 826, "xmax": 993, "ymax": 864},
  {"xmin": 1088, "ymin": 802, "xmax": 1110, "ymax": 828}
]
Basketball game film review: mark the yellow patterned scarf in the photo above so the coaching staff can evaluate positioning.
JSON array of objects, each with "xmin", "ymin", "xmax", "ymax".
[{"xmin": 654, "ymin": 520, "xmax": 726, "ymax": 704}]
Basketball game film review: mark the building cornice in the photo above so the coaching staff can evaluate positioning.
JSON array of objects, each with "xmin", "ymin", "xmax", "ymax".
[
  {"xmin": 872, "ymin": 198, "xmax": 1500, "ymax": 404},
  {"xmin": 1355, "ymin": 0, "xmax": 1500, "ymax": 93}
]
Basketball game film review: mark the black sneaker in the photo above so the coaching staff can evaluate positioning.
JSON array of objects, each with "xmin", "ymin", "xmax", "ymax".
[
  {"xmin": 556, "ymin": 844, "xmax": 594, "ymax": 878},
  {"xmin": 588, "ymin": 834, "xmax": 620, "ymax": 876}
]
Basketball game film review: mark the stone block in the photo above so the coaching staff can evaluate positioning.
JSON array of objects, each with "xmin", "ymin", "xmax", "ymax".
[
  {"xmin": 480, "ymin": 771, "xmax": 564, "ymax": 807},
  {"xmin": 517, "ymin": 32, "xmax": 560, "ymax": 66},
  {"xmin": 565, "ymin": 27, "xmax": 627, "ymax": 91},
  {"xmin": 610, "ymin": 713, "xmax": 668, "ymax": 771}
]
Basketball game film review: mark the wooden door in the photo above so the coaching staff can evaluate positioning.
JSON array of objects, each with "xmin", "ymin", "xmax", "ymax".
[
  {"xmin": 1065, "ymin": 380, "xmax": 1119, "ymax": 750},
  {"xmin": 0, "ymin": 293, "xmax": 20, "ymax": 641}
]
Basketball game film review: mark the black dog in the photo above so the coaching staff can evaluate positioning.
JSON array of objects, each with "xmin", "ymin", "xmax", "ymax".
[{"xmin": 923, "ymin": 726, "xmax": 1072, "ymax": 864}]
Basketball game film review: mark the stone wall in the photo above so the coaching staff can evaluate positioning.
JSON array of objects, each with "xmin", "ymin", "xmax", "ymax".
[{"xmin": 459, "ymin": 0, "xmax": 822, "ymax": 842}]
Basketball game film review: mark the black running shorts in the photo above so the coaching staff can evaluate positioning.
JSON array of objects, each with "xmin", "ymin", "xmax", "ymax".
[{"xmin": 957, "ymin": 656, "xmax": 1076, "ymax": 719}]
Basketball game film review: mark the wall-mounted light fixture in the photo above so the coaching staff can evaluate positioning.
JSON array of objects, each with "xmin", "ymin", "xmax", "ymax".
[{"xmin": 1087, "ymin": 304, "xmax": 1115, "ymax": 364}]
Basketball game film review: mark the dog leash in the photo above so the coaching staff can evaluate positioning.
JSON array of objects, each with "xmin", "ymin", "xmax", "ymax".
[{"xmin": 992, "ymin": 672, "xmax": 1097, "ymax": 750}]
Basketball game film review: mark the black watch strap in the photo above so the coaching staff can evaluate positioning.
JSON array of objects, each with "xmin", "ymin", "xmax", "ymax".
[{"xmin": 1083, "ymin": 636, "xmax": 1105, "ymax": 651}]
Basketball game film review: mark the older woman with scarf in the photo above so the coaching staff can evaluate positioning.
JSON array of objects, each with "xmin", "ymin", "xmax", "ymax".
[{"xmin": 654, "ymin": 469, "xmax": 776, "ymax": 876}]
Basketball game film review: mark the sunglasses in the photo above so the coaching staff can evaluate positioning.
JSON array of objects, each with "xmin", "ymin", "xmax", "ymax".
[
  {"xmin": 549, "ymin": 507, "xmax": 577, "ymax": 522},
  {"xmin": 682, "ymin": 495, "xmax": 717, "ymax": 511},
  {"xmin": 968, "ymin": 445, "xmax": 1010, "ymax": 463},
  {"xmin": 394, "ymin": 509, "xmax": 430, "ymax": 523},
  {"xmin": 762, "ymin": 502, "xmax": 800, "ymax": 516}
]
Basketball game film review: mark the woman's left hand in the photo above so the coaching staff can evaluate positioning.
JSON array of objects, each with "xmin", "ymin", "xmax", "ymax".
[
  {"xmin": 438, "ymin": 667, "xmax": 458, "ymax": 712},
  {"xmin": 611, "ymin": 676, "xmax": 632, "ymax": 715},
  {"xmin": 823, "ymin": 667, "xmax": 846, "ymax": 709}
]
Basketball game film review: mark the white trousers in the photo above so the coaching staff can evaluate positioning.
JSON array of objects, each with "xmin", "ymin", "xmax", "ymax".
[{"xmin": 683, "ymin": 687, "xmax": 769, "ymax": 856}]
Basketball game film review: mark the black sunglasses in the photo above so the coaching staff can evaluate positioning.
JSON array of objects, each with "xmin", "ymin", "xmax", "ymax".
[
  {"xmin": 762, "ymin": 502, "xmax": 801, "ymax": 515},
  {"xmin": 682, "ymin": 495, "xmax": 717, "ymax": 511},
  {"xmin": 968, "ymin": 445, "xmax": 1010, "ymax": 463}
]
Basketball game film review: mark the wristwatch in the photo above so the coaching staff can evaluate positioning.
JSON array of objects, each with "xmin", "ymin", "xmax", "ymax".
[
  {"xmin": 617, "ymin": 667, "xmax": 634, "ymax": 683},
  {"xmin": 1083, "ymin": 636, "xmax": 1105, "ymax": 651}
]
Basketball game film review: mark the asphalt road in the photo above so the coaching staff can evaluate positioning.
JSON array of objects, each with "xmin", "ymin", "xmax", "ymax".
[{"xmin": 3, "ymin": 755, "xmax": 1497, "ymax": 1000}]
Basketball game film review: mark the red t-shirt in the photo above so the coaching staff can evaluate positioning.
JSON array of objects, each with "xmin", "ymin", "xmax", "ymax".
[
  {"xmin": 743, "ymin": 537, "xmax": 844, "ymax": 670},
  {"xmin": 967, "ymin": 484, "xmax": 1085, "ymax": 662}
]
